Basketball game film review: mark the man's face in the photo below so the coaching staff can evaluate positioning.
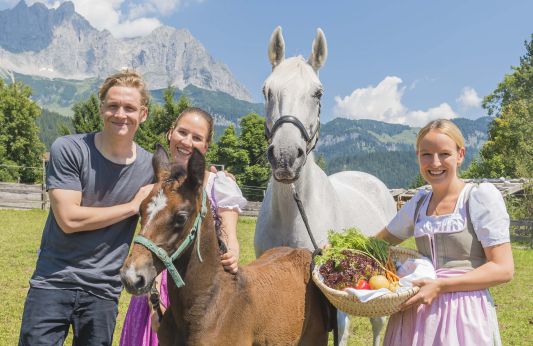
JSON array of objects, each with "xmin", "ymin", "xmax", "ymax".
[{"xmin": 100, "ymin": 86, "xmax": 147, "ymax": 138}]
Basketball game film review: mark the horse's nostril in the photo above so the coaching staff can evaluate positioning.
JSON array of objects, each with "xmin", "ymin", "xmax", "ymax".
[
  {"xmin": 134, "ymin": 274, "xmax": 146, "ymax": 290},
  {"xmin": 297, "ymin": 148, "xmax": 304, "ymax": 158}
]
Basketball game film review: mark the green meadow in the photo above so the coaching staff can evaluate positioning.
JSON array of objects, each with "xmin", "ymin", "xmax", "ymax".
[{"xmin": 1, "ymin": 210, "xmax": 531, "ymax": 345}]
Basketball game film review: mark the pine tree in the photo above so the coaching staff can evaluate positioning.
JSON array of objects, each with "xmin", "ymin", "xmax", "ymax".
[{"xmin": 72, "ymin": 94, "xmax": 102, "ymax": 134}]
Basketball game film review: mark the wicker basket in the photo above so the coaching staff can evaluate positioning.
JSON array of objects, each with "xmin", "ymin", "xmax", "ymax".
[{"xmin": 312, "ymin": 246, "xmax": 422, "ymax": 317}]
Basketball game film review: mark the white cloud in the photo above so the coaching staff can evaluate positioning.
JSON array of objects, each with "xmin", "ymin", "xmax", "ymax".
[
  {"xmin": 15, "ymin": 0, "xmax": 190, "ymax": 38},
  {"xmin": 405, "ymin": 103, "xmax": 458, "ymax": 127},
  {"xmin": 457, "ymin": 86, "xmax": 482, "ymax": 109},
  {"xmin": 333, "ymin": 76, "xmax": 458, "ymax": 127}
]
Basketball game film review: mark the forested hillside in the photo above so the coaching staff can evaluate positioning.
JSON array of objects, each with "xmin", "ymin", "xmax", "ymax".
[
  {"xmin": 36, "ymin": 109, "xmax": 73, "ymax": 149},
  {"xmin": 316, "ymin": 117, "xmax": 492, "ymax": 188}
]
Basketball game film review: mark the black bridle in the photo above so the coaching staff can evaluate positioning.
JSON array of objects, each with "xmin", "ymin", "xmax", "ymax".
[
  {"xmin": 264, "ymin": 115, "xmax": 320, "ymax": 155},
  {"xmin": 264, "ymin": 110, "xmax": 322, "ymax": 252}
]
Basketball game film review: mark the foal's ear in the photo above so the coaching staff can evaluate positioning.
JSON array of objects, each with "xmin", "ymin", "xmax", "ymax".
[
  {"xmin": 268, "ymin": 26, "xmax": 285, "ymax": 69},
  {"xmin": 153, "ymin": 144, "xmax": 171, "ymax": 181},
  {"xmin": 308, "ymin": 28, "xmax": 327, "ymax": 72},
  {"xmin": 184, "ymin": 148, "xmax": 206, "ymax": 191}
]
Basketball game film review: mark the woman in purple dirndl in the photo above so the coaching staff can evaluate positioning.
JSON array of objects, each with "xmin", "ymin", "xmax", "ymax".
[{"xmin": 119, "ymin": 107, "xmax": 246, "ymax": 346}]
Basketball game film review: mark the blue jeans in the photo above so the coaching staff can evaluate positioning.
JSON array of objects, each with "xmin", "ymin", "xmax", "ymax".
[{"xmin": 19, "ymin": 287, "xmax": 118, "ymax": 346}]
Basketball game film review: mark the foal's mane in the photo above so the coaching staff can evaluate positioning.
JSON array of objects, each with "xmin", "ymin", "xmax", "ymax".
[{"xmin": 166, "ymin": 160, "xmax": 228, "ymax": 255}]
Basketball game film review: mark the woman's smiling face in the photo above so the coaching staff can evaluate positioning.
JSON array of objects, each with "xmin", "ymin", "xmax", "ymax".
[
  {"xmin": 168, "ymin": 112, "xmax": 210, "ymax": 165},
  {"xmin": 417, "ymin": 129, "xmax": 465, "ymax": 187}
]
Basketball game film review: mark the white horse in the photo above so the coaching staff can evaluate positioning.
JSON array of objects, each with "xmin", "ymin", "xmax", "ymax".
[{"xmin": 254, "ymin": 27, "xmax": 397, "ymax": 346}]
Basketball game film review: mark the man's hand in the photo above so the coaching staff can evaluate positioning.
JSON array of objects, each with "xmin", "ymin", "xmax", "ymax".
[{"xmin": 130, "ymin": 184, "xmax": 155, "ymax": 213}]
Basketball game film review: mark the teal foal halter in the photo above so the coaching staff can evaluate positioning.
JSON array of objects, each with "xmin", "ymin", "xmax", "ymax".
[{"xmin": 133, "ymin": 190, "xmax": 208, "ymax": 288}]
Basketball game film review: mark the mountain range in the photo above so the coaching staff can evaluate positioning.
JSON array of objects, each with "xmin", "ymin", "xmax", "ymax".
[
  {"xmin": 315, "ymin": 117, "xmax": 491, "ymax": 188},
  {"xmin": 1, "ymin": 1, "xmax": 492, "ymax": 188},
  {"xmin": 0, "ymin": 1, "xmax": 251, "ymax": 102}
]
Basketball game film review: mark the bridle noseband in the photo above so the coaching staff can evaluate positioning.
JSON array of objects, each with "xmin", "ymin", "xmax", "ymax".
[
  {"xmin": 264, "ymin": 115, "xmax": 320, "ymax": 155},
  {"xmin": 133, "ymin": 190, "xmax": 208, "ymax": 288}
]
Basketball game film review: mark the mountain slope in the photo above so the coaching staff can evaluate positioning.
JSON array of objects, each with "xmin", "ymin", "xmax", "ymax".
[
  {"xmin": 0, "ymin": 1, "xmax": 251, "ymax": 101},
  {"xmin": 316, "ymin": 117, "xmax": 492, "ymax": 188}
]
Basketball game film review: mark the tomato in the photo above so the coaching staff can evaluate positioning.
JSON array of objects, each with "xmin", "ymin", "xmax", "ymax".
[{"xmin": 355, "ymin": 278, "xmax": 370, "ymax": 290}]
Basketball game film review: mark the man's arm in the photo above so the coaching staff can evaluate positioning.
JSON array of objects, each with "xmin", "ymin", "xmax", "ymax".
[{"xmin": 49, "ymin": 184, "xmax": 154, "ymax": 233}]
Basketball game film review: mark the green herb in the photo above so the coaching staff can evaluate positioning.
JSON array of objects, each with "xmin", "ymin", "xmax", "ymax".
[{"xmin": 315, "ymin": 228, "xmax": 390, "ymax": 266}]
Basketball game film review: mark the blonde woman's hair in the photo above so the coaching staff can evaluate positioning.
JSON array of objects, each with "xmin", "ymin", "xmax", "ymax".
[
  {"xmin": 416, "ymin": 119, "xmax": 465, "ymax": 151},
  {"xmin": 167, "ymin": 107, "xmax": 215, "ymax": 145},
  {"xmin": 99, "ymin": 69, "xmax": 149, "ymax": 107}
]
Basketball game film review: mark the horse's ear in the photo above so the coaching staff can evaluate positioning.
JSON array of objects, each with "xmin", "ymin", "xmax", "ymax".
[
  {"xmin": 153, "ymin": 144, "xmax": 171, "ymax": 182},
  {"xmin": 268, "ymin": 26, "xmax": 285, "ymax": 69},
  {"xmin": 184, "ymin": 148, "xmax": 205, "ymax": 191},
  {"xmin": 308, "ymin": 28, "xmax": 327, "ymax": 72}
]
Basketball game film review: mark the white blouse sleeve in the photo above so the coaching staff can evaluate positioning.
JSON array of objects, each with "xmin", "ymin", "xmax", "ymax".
[
  {"xmin": 210, "ymin": 171, "xmax": 247, "ymax": 213},
  {"xmin": 469, "ymin": 183, "xmax": 510, "ymax": 247},
  {"xmin": 387, "ymin": 189, "xmax": 428, "ymax": 240}
]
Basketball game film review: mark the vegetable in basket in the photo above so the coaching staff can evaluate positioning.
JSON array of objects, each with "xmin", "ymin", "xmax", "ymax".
[{"xmin": 315, "ymin": 228, "xmax": 400, "ymax": 291}]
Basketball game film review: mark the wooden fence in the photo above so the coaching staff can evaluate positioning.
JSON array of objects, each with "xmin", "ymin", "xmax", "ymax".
[{"xmin": 0, "ymin": 182, "xmax": 48, "ymax": 210}]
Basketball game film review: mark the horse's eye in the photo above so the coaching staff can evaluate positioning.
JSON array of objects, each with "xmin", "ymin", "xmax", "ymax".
[
  {"xmin": 172, "ymin": 212, "xmax": 188, "ymax": 228},
  {"xmin": 313, "ymin": 89, "xmax": 323, "ymax": 99}
]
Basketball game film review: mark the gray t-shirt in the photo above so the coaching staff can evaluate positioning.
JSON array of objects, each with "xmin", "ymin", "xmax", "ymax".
[{"xmin": 30, "ymin": 133, "xmax": 154, "ymax": 301}]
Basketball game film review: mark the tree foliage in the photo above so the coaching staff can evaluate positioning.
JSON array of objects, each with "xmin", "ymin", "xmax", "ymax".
[
  {"xmin": 37, "ymin": 109, "xmax": 73, "ymax": 149},
  {"xmin": 135, "ymin": 87, "xmax": 191, "ymax": 152},
  {"xmin": 206, "ymin": 113, "xmax": 270, "ymax": 200},
  {"xmin": 0, "ymin": 80, "xmax": 45, "ymax": 183},
  {"xmin": 72, "ymin": 93, "xmax": 102, "ymax": 134},
  {"xmin": 315, "ymin": 154, "xmax": 327, "ymax": 171},
  {"xmin": 464, "ymin": 35, "xmax": 533, "ymax": 179}
]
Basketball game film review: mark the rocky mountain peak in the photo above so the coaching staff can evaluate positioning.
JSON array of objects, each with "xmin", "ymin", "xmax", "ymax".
[
  {"xmin": 0, "ymin": 0, "xmax": 93, "ymax": 53},
  {"xmin": 0, "ymin": 1, "xmax": 252, "ymax": 101}
]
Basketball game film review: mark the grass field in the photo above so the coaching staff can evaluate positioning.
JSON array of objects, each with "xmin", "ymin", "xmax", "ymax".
[{"xmin": 1, "ymin": 210, "xmax": 531, "ymax": 345}]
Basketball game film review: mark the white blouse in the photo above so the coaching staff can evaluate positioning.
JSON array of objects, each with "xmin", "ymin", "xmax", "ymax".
[
  {"xmin": 387, "ymin": 183, "xmax": 510, "ymax": 248},
  {"xmin": 205, "ymin": 171, "xmax": 247, "ymax": 213}
]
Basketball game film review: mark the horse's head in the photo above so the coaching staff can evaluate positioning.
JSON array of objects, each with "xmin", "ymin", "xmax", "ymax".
[
  {"xmin": 263, "ymin": 26, "xmax": 327, "ymax": 183},
  {"xmin": 120, "ymin": 145, "xmax": 206, "ymax": 295}
]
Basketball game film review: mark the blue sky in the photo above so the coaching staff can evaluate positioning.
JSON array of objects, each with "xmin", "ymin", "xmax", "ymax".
[{"xmin": 1, "ymin": 0, "xmax": 532, "ymax": 126}]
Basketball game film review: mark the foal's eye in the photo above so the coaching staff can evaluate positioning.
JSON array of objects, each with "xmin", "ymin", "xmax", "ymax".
[{"xmin": 172, "ymin": 212, "xmax": 188, "ymax": 228}]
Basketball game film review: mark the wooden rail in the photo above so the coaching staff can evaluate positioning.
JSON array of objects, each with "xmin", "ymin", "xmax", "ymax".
[{"xmin": 0, "ymin": 182, "xmax": 48, "ymax": 210}]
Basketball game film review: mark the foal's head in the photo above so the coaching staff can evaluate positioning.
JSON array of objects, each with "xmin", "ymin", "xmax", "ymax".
[
  {"xmin": 121, "ymin": 145, "xmax": 206, "ymax": 295},
  {"xmin": 263, "ymin": 26, "xmax": 327, "ymax": 183}
]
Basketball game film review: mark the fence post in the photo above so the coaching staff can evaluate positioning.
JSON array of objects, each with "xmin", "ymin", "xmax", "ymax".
[{"xmin": 41, "ymin": 155, "xmax": 47, "ymax": 210}]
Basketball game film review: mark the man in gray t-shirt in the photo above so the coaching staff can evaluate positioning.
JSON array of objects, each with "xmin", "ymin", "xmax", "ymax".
[{"xmin": 19, "ymin": 70, "xmax": 155, "ymax": 346}]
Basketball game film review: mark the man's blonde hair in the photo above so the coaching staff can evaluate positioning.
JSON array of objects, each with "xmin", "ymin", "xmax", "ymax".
[
  {"xmin": 99, "ymin": 69, "xmax": 149, "ymax": 107},
  {"xmin": 416, "ymin": 119, "xmax": 465, "ymax": 151}
]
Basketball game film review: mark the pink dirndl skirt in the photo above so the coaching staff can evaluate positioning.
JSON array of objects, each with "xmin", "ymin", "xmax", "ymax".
[
  {"xmin": 383, "ymin": 268, "xmax": 502, "ymax": 346},
  {"xmin": 119, "ymin": 270, "xmax": 169, "ymax": 346}
]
